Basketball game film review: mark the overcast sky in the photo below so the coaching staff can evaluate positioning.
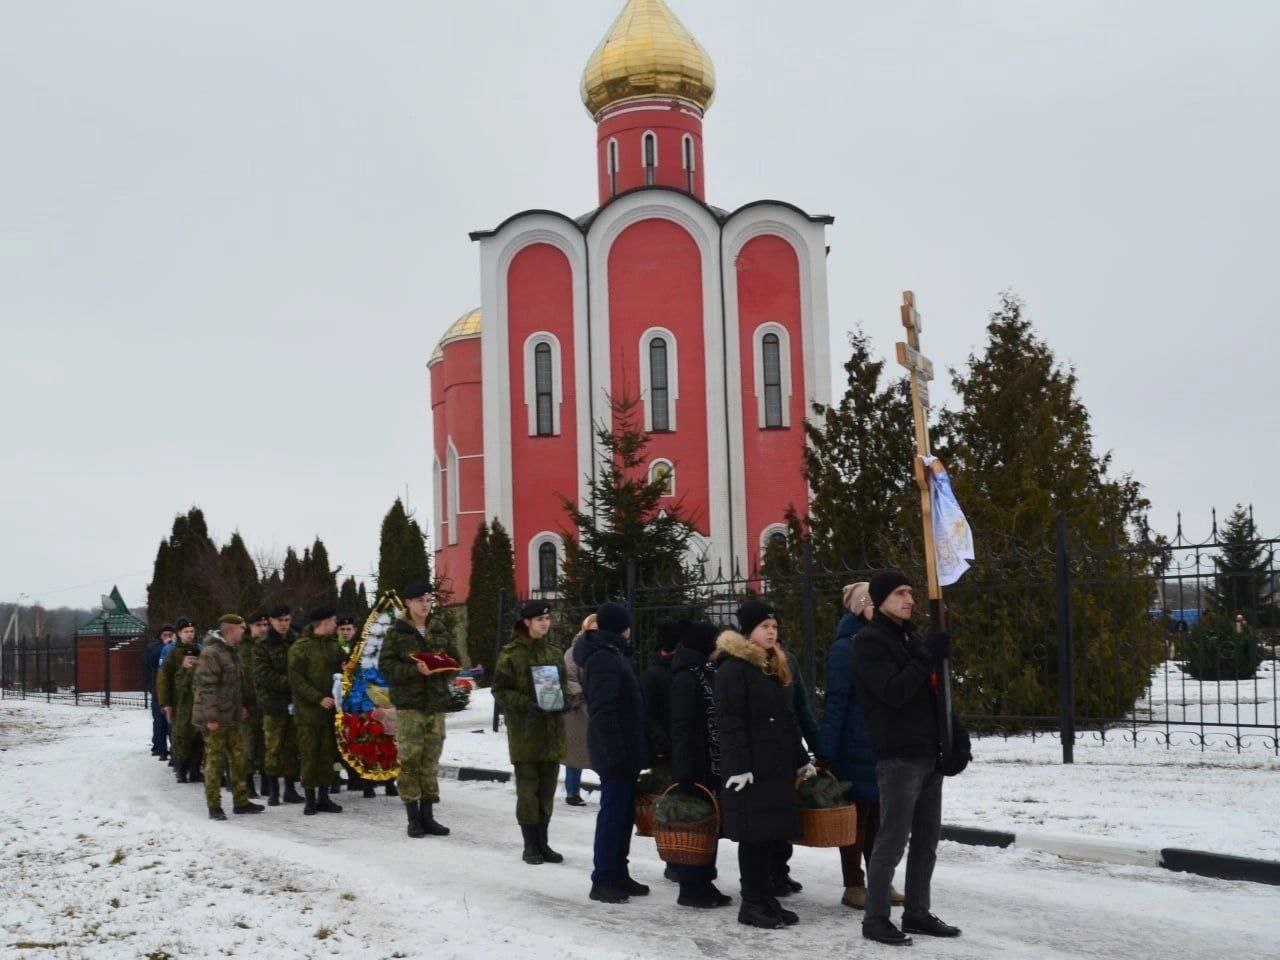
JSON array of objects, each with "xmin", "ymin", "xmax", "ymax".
[{"xmin": 3, "ymin": 1, "xmax": 1277, "ymax": 611}]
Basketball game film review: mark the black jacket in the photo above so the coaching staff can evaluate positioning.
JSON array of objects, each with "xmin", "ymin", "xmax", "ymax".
[
  {"xmin": 851, "ymin": 612, "xmax": 940, "ymax": 761},
  {"xmin": 640, "ymin": 650, "xmax": 674, "ymax": 761},
  {"xmin": 714, "ymin": 631, "xmax": 808, "ymax": 844},
  {"xmin": 669, "ymin": 644, "xmax": 720, "ymax": 793},
  {"xmin": 576, "ymin": 629, "xmax": 647, "ymax": 778},
  {"xmin": 143, "ymin": 639, "xmax": 164, "ymax": 689}
]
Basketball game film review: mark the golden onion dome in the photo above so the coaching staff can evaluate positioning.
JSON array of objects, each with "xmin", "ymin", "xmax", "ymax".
[
  {"xmin": 429, "ymin": 307, "xmax": 481, "ymax": 365},
  {"xmin": 580, "ymin": 0, "xmax": 716, "ymax": 118}
]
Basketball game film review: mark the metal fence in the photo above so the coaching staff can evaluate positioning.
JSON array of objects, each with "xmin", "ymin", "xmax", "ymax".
[
  {"xmin": 0, "ymin": 624, "xmax": 150, "ymax": 709},
  {"xmin": 494, "ymin": 517, "xmax": 1279, "ymax": 758}
]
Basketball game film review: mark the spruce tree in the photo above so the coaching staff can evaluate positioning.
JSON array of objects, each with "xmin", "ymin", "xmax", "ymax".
[
  {"xmin": 146, "ymin": 540, "xmax": 176, "ymax": 631},
  {"xmin": 466, "ymin": 520, "xmax": 517, "ymax": 682},
  {"xmin": 937, "ymin": 292, "xmax": 1161, "ymax": 726},
  {"xmin": 304, "ymin": 537, "xmax": 340, "ymax": 610},
  {"xmin": 216, "ymin": 531, "xmax": 261, "ymax": 615},
  {"xmin": 338, "ymin": 575, "xmax": 369, "ymax": 620},
  {"xmin": 280, "ymin": 548, "xmax": 303, "ymax": 610},
  {"xmin": 1209, "ymin": 505, "xmax": 1272, "ymax": 623},
  {"xmin": 376, "ymin": 498, "xmax": 431, "ymax": 600}
]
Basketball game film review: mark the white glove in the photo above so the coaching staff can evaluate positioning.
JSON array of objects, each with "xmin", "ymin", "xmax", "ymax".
[
  {"xmin": 797, "ymin": 763, "xmax": 818, "ymax": 780},
  {"xmin": 725, "ymin": 772, "xmax": 754, "ymax": 792}
]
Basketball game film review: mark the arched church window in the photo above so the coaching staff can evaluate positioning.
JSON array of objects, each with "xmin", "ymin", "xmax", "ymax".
[
  {"xmin": 762, "ymin": 333, "xmax": 783, "ymax": 427},
  {"xmin": 768, "ymin": 530, "xmax": 788, "ymax": 553},
  {"xmin": 534, "ymin": 342, "xmax": 554, "ymax": 436},
  {"xmin": 649, "ymin": 337, "xmax": 671, "ymax": 431},
  {"xmin": 538, "ymin": 541, "xmax": 558, "ymax": 594},
  {"xmin": 643, "ymin": 132, "xmax": 657, "ymax": 186}
]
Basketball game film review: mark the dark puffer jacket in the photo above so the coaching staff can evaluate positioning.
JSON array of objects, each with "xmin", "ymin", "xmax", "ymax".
[
  {"xmin": 852, "ymin": 612, "xmax": 940, "ymax": 760},
  {"xmin": 640, "ymin": 650, "xmax": 675, "ymax": 762},
  {"xmin": 669, "ymin": 644, "xmax": 720, "ymax": 793},
  {"xmin": 576, "ymin": 629, "xmax": 647, "ymax": 778},
  {"xmin": 714, "ymin": 631, "xmax": 808, "ymax": 844},
  {"xmin": 817, "ymin": 612, "xmax": 879, "ymax": 803}
]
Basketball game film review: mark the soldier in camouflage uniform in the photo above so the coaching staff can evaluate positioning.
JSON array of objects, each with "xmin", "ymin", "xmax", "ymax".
[
  {"xmin": 379, "ymin": 580, "xmax": 459, "ymax": 838},
  {"xmin": 493, "ymin": 601, "xmax": 567, "ymax": 865},
  {"xmin": 239, "ymin": 611, "xmax": 269, "ymax": 799},
  {"xmin": 193, "ymin": 615, "xmax": 265, "ymax": 820},
  {"xmin": 288, "ymin": 607, "xmax": 346, "ymax": 816},
  {"xmin": 253, "ymin": 604, "xmax": 303, "ymax": 806},
  {"xmin": 158, "ymin": 617, "xmax": 204, "ymax": 783}
]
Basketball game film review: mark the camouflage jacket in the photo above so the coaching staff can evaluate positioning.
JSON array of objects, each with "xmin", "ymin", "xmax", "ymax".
[
  {"xmin": 192, "ymin": 633, "xmax": 247, "ymax": 728},
  {"xmin": 238, "ymin": 635, "xmax": 263, "ymax": 717},
  {"xmin": 158, "ymin": 639, "xmax": 200, "ymax": 709},
  {"xmin": 253, "ymin": 629, "xmax": 295, "ymax": 718},
  {"xmin": 378, "ymin": 617, "xmax": 460, "ymax": 714},
  {"xmin": 287, "ymin": 628, "xmax": 345, "ymax": 727},
  {"xmin": 493, "ymin": 632, "xmax": 567, "ymax": 763}
]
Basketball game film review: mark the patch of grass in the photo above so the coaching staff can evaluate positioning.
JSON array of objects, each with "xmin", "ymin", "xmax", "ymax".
[
  {"xmin": 234, "ymin": 920, "xmax": 249, "ymax": 930},
  {"xmin": 339, "ymin": 891, "xmax": 356, "ymax": 902},
  {"xmin": 109, "ymin": 848, "xmax": 126, "ymax": 866},
  {"xmin": 146, "ymin": 951, "xmax": 174, "ymax": 960},
  {"xmin": 315, "ymin": 925, "xmax": 333, "ymax": 940},
  {"xmin": 12, "ymin": 943, "xmax": 68, "ymax": 950},
  {"xmin": 108, "ymin": 897, "xmax": 120, "ymax": 909}
]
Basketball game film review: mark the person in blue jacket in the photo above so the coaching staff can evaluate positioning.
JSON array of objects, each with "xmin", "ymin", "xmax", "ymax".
[{"xmin": 816, "ymin": 582, "xmax": 902, "ymax": 911}]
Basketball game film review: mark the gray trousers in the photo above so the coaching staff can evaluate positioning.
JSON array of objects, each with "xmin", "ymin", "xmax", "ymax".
[{"xmin": 866, "ymin": 756, "xmax": 943, "ymax": 919}]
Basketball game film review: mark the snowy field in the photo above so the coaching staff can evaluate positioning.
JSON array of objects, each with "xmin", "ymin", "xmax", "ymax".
[{"xmin": 2, "ymin": 696, "xmax": 1278, "ymax": 960}]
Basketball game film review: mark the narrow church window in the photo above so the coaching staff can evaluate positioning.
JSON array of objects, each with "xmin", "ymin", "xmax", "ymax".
[
  {"xmin": 535, "ymin": 342, "xmax": 554, "ymax": 436},
  {"xmin": 683, "ymin": 135, "xmax": 695, "ymax": 193},
  {"xmin": 644, "ymin": 132, "xmax": 657, "ymax": 186},
  {"xmin": 762, "ymin": 333, "xmax": 784, "ymax": 427},
  {"xmin": 649, "ymin": 337, "xmax": 670, "ymax": 431},
  {"xmin": 538, "ymin": 541, "xmax": 558, "ymax": 594},
  {"xmin": 608, "ymin": 139, "xmax": 619, "ymax": 197}
]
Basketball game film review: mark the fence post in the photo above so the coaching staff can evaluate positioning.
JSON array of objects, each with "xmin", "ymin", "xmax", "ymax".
[
  {"xmin": 20, "ymin": 637, "xmax": 27, "ymax": 700},
  {"xmin": 1054, "ymin": 516, "xmax": 1077, "ymax": 764},
  {"xmin": 45, "ymin": 634, "xmax": 51, "ymax": 703},
  {"xmin": 103, "ymin": 621, "xmax": 111, "ymax": 709},
  {"xmin": 801, "ymin": 537, "xmax": 818, "ymax": 694},
  {"xmin": 73, "ymin": 632, "xmax": 79, "ymax": 705},
  {"xmin": 492, "ymin": 589, "xmax": 506, "ymax": 732}
]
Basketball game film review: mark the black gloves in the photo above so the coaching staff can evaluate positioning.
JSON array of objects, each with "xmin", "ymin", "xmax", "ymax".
[{"xmin": 925, "ymin": 632, "xmax": 952, "ymax": 663}]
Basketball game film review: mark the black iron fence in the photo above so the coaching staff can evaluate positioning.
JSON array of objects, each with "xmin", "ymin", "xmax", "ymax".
[
  {"xmin": 0, "ymin": 623, "xmax": 150, "ymax": 709},
  {"xmin": 494, "ymin": 518, "xmax": 1279, "ymax": 758}
]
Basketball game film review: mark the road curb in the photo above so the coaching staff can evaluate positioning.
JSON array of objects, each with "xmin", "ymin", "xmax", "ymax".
[{"xmin": 442, "ymin": 764, "xmax": 1280, "ymax": 887}]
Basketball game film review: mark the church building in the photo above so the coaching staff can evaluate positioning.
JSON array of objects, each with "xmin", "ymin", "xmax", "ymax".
[{"xmin": 429, "ymin": 0, "xmax": 833, "ymax": 601}]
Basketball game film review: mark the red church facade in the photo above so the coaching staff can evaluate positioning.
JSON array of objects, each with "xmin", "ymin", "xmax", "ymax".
[{"xmin": 429, "ymin": 0, "xmax": 832, "ymax": 601}]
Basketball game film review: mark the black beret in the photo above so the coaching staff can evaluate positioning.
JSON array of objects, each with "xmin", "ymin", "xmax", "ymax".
[
  {"xmin": 401, "ymin": 580, "xmax": 432, "ymax": 600},
  {"xmin": 337, "ymin": 614, "xmax": 356, "ymax": 627},
  {"xmin": 268, "ymin": 604, "xmax": 292, "ymax": 619},
  {"xmin": 173, "ymin": 616, "xmax": 193, "ymax": 630},
  {"xmin": 307, "ymin": 606, "xmax": 337, "ymax": 624},
  {"xmin": 518, "ymin": 600, "xmax": 551, "ymax": 622},
  {"xmin": 247, "ymin": 611, "xmax": 269, "ymax": 624}
]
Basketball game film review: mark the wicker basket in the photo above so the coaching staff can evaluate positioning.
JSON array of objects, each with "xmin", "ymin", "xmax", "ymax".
[
  {"xmin": 654, "ymin": 784, "xmax": 720, "ymax": 866},
  {"xmin": 634, "ymin": 794, "xmax": 658, "ymax": 837},
  {"xmin": 795, "ymin": 772, "xmax": 857, "ymax": 848}
]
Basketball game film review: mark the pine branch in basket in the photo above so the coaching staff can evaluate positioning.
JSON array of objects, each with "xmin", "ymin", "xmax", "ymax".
[
  {"xmin": 655, "ymin": 793, "xmax": 716, "ymax": 824},
  {"xmin": 798, "ymin": 776, "xmax": 853, "ymax": 809}
]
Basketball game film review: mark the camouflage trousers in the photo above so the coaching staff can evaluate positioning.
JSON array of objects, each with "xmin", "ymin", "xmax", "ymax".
[
  {"xmin": 262, "ymin": 715, "xmax": 299, "ymax": 778},
  {"xmin": 396, "ymin": 709, "xmax": 445, "ymax": 804},
  {"xmin": 297, "ymin": 721, "xmax": 337, "ymax": 790},
  {"xmin": 513, "ymin": 761, "xmax": 559, "ymax": 826},
  {"xmin": 241, "ymin": 710, "xmax": 265, "ymax": 773},
  {"xmin": 172, "ymin": 705, "xmax": 203, "ymax": 762},
  {"xmin": 203, "ymin": 727, "xmax": 248, "ymax": 809}
]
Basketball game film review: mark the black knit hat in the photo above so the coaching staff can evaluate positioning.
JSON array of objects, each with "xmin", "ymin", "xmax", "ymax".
[
  {"xmin": 307, "ymin": 606, "xmax": 337, "ymax": 624},
  {"xmin": 677, "ymin": 621, "xmax": 719, "ymax": 658},
  {"xmin": 402, "ymin": 580, "xmax": 432, "ymax": 601},
  {"xmin": 268, "ymin": 604, "xmax": 291, "ymax": 619},
  {"xmin": 869, "ymin": 569, "xmax": 914, "ymax": 608},
  {"xmin": 736, "ymin": 600, "xmax": 778, "ymax": 637},
  {"xmin": 596, "ymin": 602, "xmax": 631, "ymax": 636},
  {"xmin": 157, "ymin": 623, "xmax": 175, "ymax": 638},
  {"xmin": 655, "ymin": 620, "xmax": 680, "ymax": 653}
]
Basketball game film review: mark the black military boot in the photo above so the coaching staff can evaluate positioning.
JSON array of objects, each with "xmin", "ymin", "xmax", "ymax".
[
  {"xmin": 233, "ymin": 801, "xmax": 265, "ymax": 815},
  {"xmin": 245, "ymin": 777, "xmax": 259, "ymax": 800},
  {"xmin": 208, "ymin": 807, "xmax": 227, "ymax": 821},
  {"xmin": 176, "ymin": 760, "xmax": 189, "ymax": 784},
  {"xmin": 406, "ymin": 801, "xmax": 427, "ymax": 838},
  {"xmin": 315, "ymin": 787, "xmax": 343, "ymax": 813},
  {"xmin": 283, "ymin": 779, "xmax": 304, "ymax": 804},
  {"xmin": 536, "ymin": 824, "xmax": 563, "ymax": 864},
  {"xmin": 420, "ymin": 801, "xmax": 450, "ymax": 836},
  {"xmin": 362, "ymin": 781, "xmax": 377, "ymax": 799},
  {"xmin": 737, "ymin": 895, "xmax": 784, "ymax": 930},
  {"xmin": 521, "ymin": 826, "xmax": 544, "ymax": 864},
  {"xmin": 188, "ymin": 763, "xmax": 204, "ymax": 784},
  {"xmin": 303, "ymin": 788, "xmax": 318, "ymax": 816},
  {"xmin": 259, "ymin": 772, "xmax": 271, "ymax": 796},
  {"xmin": 765, "ymin": 897, "xmax": 799, "ymax": 926},
  {"xmin": 266, "ymin": 777, "xmax": 281, "ymax": 807},
  {"xmin": 385, "ymin": 780, "xmax": 399, "ymax": 797}
]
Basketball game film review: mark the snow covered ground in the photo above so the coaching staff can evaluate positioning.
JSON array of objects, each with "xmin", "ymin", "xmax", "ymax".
[{"xmin": 2, "ymin": 695, "xmax": 1278, "ymax": 960}]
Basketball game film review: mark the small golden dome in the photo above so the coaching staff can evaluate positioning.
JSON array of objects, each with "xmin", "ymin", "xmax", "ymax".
[
  {"xmin": 430, "ymin": 307, "xmax": 481, "ymax": 364},
  {"xmin": 581, "ymin": 0, "xmax": 716, "ymax": 118}
]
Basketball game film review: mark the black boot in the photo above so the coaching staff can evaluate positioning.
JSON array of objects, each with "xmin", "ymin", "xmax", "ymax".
[
  {"xmin": 862, "ymin": 916, "xmax": 912, "ymax": 946},
  {"xmin": 283, "ymin": 779, "xmax": 304, "ymax": 804},
  {"xmin": 245, "ymin": 777, "xmax": 259, "ymax": 800},
  {"xmin": 678, "ymin": 884, "xmax": 733, "ymax": 909},
  {"xmin": 618, "ymin": 876, "xmax": 650, "ymax": 897},
  {"xmin": 208, "ymin": 806, "xmax": 227, "ymax": 821},
  {"xmin": 188, "ymin": 763, "xmax": 204, "ymax": 784},
  {"xmin": 664, "ymin": 864, "xmax": 679, "ymax": 882},
  {"xmin": 233, "ymin": 800, "xmax": 264, "ymax": 815},
  {"xmin": 176, "ymin": 760, "xmax": 189, "ymax": 784},
  {"xmin": 316, "ymin": 787, "xmax": 343, "ymax": 813},
  {"xmin": 589, "ymin": 884, "xmax": 630, "ymax": 904},
  {"xmin": 536, "ymin": 823, "xmax": 563, "ymax": 863},
  {"xmin": 765, "ymin": 897, "xmax": 799, "ymax": 926},
  {"xmin": 521, "ymin": 825, "xmax": 544, "ymax": 864},
  {"xmin": 267, "ymin": 777, "xmax": 281, "ymax": 807},
  {"xmin": 362, "ymin": 781, "xmax": 377, "ymax": 799},
  {"xmin": 902, "ymin": 912, "xmax": 962, "ymax": 938},
  {"xmin": 303, "ymin": 788, "xmax": 318, "ymax": 816},
  {"xmin": 384, "ymin": 780, "xmax": 399, "ymax": 797},
  {"xmin": 420, "ymin": 801, "xmax": 450, "ymax": 836},
  {"xmin": 737, "ymin": 895, "xmax": 784, "ymax": 929},
  {"xmin": 406, "ymin": 801, "xmax": 427, "ymax": 838},
  {"xmin": 260, "ymin": 772, "xmax": 271, "ymax": 796}
]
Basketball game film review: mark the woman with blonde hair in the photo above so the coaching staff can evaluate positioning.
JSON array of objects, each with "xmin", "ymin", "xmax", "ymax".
[{"xmin": 562, "ymin": 614, "xmax": 596, "ymax": 806}]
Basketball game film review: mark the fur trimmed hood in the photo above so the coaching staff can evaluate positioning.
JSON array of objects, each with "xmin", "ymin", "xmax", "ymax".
[{"xmin": 715, "ymin": 630, "xmax": 793, "ymax": 687}]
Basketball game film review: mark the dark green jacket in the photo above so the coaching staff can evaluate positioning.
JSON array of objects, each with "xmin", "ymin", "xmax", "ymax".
[
  {"xmin": 493, "ymin": 632, "xmax": 567, "ymax": 763},
  {"xmin": 287, "ymin": 628, "xmax": 346, "ymax": 727},
  {"xmin": 378, "ymin": 618, "xmax": 460, "ymax": 714},
  {"xmin": 239, "ymin": 634, "xmax": 263, "ymax": 718},
  {"xmin": 158, "ymin": 639, "xmax": 199, "ymax": 709},
  {"xmin": 253, "ymin": 629, "xmax": 294, "ymax": 718}
]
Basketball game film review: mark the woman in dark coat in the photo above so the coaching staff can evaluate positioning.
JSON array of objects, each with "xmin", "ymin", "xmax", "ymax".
[
  {"xmin": 817, "ymin": 582, "xmax": 902, "ymax": 910},
  {"xmin": 669, "ymin": 621, "xmax": 732, "ymax": 909},
  {"xmin": 715, "ymin": 601, "xmax": 815, "ymax": 930}
]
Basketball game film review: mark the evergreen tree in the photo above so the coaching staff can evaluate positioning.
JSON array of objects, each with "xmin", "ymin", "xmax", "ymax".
[
  {"xmin": 936, "ymin": 292, "xmax": 1161, "ymax": 726},
  {"xmin": 376, "ymin": 498, "xmax": 431, "ymax": 599},
  {"xmin": 466, "ymin": 519, "xmax": 517, "ymax": 682},
  {"xmin": 559, "ymin": 392, "xmax": 697, "ymax": 621},
  {"xmin": 303, "ymin": 536, "xmax": 340, "ymax": 610},
  {"xmin": 215, "ymin": 531, "xmax": 261, "ymax": 615},
  {"xmin": 145, "ymin": 540, "xmax": 176, "ymax": 631},
  {"xmin": 338, "ymin": 575, "xmax": 369, "ymax": 620},
  {"xmin": 1209, "ymin": 505, "xmax": 1272, "ymax": 623},
  {"xmin": 356, "ymin": 582, "xmax": 368, "ymax": 612},
  {"xmin": 280, "ymin": 548, "xmax": 304, "ymax": 610}
]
